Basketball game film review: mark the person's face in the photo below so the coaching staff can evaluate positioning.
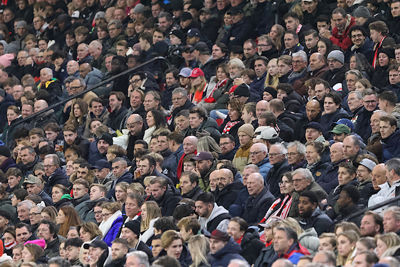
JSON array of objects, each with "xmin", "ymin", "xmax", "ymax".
[
  {"xmin": 149, "ymin": 239, "xmax": 162, "ymax": 258},
  {"xmin": 13, "ymin": 247, "xmax": 22, "ymax": 262},
  {"xmin": 284, "ymin": 33, "xmax": 297, "ymax": 49},
  {"xmin": 332, "ymin": 13, "xmax": 347, "ymax": 31},
  {"xmin": 348, "ymin": 92, "xmax": 363, "ymax": 113},
  {"xmin": 346, "ymin": 74, "xmax": 358, "ymax": 91},
  {"xmin": 389, "ymin": 69, "xmax": 400, "ymax": 85},
  {"xmin": 298, "ymin": 196, "xmax": 317, "ymax": 218},
  {"xmin": 375, "ymin": 238, "xmax": 387, "ymax": 258},
  {"xmin": 219, "ymin": 137, "xmax": 235, "ymax": 155},
  {"xmin": 369, "ymin": 29, "xmax": 381, "ymax": 43},
  {"xmin": 380, "ymin": 120, "xmax": 396, "ymax": 139},
  {"xmin": 287, "ymin": 146, "xmax": 302, "ymax": 165},
  {"xmin": 360, "ymin": 214, "xmax": 379, "ymax": 237},
  {"xmin": 7, "ymin": 174, "xmax": 20, "ymax": 189},
  {"xmin": 305, "ymin": 102, "xmax": 320, "ymax": 121},
  {"xmin": 29, "ymin": 207, "xmax": 42, "ymax": 225},
  {"xmin": 338, "ymin": 166, "xmax": 354, "ymax": 185},
  {"xmin": 227, "ymin": 221, "xmax": 243, "ymax": 241},
  {"xmin": 115, "ymin": 185, "xmax": 127, "ymax": 202},
  {"xmin": 65, "ymin": 245, "xmax": 80, "ymax": 262},
  {"xmin": 268, "ymin": 145, "xmax": 285, "ymax": 165},
  {"xmin": 243, "ymin": 42, "xmax": 256, "ymax": 58},
  {"xmin": 392, "ymin": 1, "xmax": 400, "ymax": 17},
  {"xmin": 383, "ymin": 210, "xmax": 400, "ymax": 233},
  {"xmin": 324, "ymin": 96, "xmax": 339, "ymax": 114},
  {"xmin": 56, "ymin": 210, "xmax": 66, "ymax": 225},
  {"xmin": 93, "ymin": 207, "xmax": 103, "ymax": 224},
  {"xmin": 357, "ymin": 165, "xmax": 371, "ymax": 182},
  {"xmin": 337, "ymin": 235, "xmax": 354, "ymax": 257},
  {"xmin": 238, "ymin": 132, "xmax": 251, "ymax": 147},
  {"xmin": 318, "ymin": 238, "xmax": 334, "ymax": 252},
  {"xmin": 112, "ymin": 161, "xmax": 127, "ymax": 178},
  {"xmin": 22, "ymin": 247, "xmax": 34, "ymax": 262},
  {"xmin": 73, "ymin": 183, "xmax": 88, "ymax": 199},
  {"xmin": 284, "ymin": 17, "xmax": 298, "ymax": 31},
  {"xmin": 63, "ymin": 130, "xmax": 77, "ymax": 145},
  {"xmin": 209, "ymin": 238, "xmax": 226, "ymax": 254},
  {"xmin": 212, "ymin": 44, "xmax": 225, "ymax": 60},
  {"xmin": 279, "ymin": 175, "xmax": 294, "ymax": 194},
  {"xmin": 350, "ymin": 30, "xmax": 366, "ymax": 47},
  {"xmin": 372, "ymin": 166, "xmax": 386, "ymax": 190},
  {"xmin": 378, "ymin": 52, "xmax": 390, "ymax": 67},
  {"xmin": 305, "ymin": 128, "xmax": 320, "ymax": 142},
  {"xmin": 37, "ymin": 223, "xmax": 53, "ymax": 241},
  {"xmin": 89, "ymin": 186, "xmax": 104, "ymax": 201},
  {"xmin": 195, "ymin": 200, "xmax": 212, "ymax": 218},
  {"xmin": 166, "ymin": 239, "xmax": 183, "ymax": 259},
  {"xmin": 292, "ymin": 56, "xmax": 307, "ymax": 72},
  {"xmin": 111, "ymin": 242, "xmax": 128, "ymax": 260},
  {"xmin": 273, "ymin": 230, "xmax": 292, "ymax": 254},
  {"xmin": 150, "ymin": 183, "xmax": 166, "ymax": 200},
  {"xmin": 144, "ymin": 94, "xmax": 159, "ymax": 111},
  {"xmin": 330, "ymin": 144, "xmax": 344, "ymax": 163},
  {"xmin": 120, "ymin": 227, "xmax": 136, "ymax": 245},
  {"xmin": 254, "ymin": 59, "xmax": 267, "ymax": 77},
  {"xmin": 17, "ymin": 204, "xmax": 29, "ymax": 221},
  {"xmin": 293, "ymin": 173, "xmax": 310, "ymax": 192},
  {"xmin": 125, "ymin": 197, "xmax": 140, "ymax": 218},
  {"xmin": 51, "ymin": 186, "xmax": 63, "ymax": 203},
  {"xmin": 302, "ymin": 0, "xmax": 317, "ymax": 13},
  {"xmin": 16, "ymin": 226, "xmax": 31, "ymax": 243},
  {"xmin": 180, "ymin": 174, "xmax": 196, "ymax": 194},
  {"xmin": 109, "ymin": 94, "xmax": 122, "ymax": 112},
  {"xmin": 278, "ymin": 61, "xmax": 292, "ymax": 77}
]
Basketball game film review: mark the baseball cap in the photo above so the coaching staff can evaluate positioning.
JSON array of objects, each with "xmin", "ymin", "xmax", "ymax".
[
  {"xmin": 306, "ymin": 122, "xmax": 323, "ymax": 132},
  {"xmin": 334, "ymin": 118, "xmax": 354, "ymax": 131},
  {"xmin": 330, "ymin": 124, "xmax": 351, "ymax": 135},
  {"xmin": 260, "ymin": 127, "xmax": 279, "ymax": 140},
  {"xmin": 92, "ymin": 159, "xmax": 111, "ymax": 170},
  {"xmin": 233, "ymin": 83, "xmax": 250, "ymax": 97},
  {"xmin": 23, "ymin": 175, "xmax": 42, "ymax": 186},
  {"xmin": 359, "ymin": 158, "xmax": 376, "ymax": 172},
  {"xmin": 83, "ymin": 240, "xmax": 108, "ymax": 250},
  {"xmin": 192, "ymin": 152, "xmax": 213, "ymax": 161},
  {"xmin": 187, "ymin": 28, "xmax": 200, "ymax": 38},
  {"xmin": 193, "ymin": 42, "xmax": 209, "ymax": 53},
  {"xmin": 179, "ymin": 67, "xmax": 192, "ymax": 77},
  {"xmin": 189, "ymin": 68, "xmax": 205, "ymax": 78}
]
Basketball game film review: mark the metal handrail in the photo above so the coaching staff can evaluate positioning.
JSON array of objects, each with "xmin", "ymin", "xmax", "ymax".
[{"xmin": 12, "ymin": 56, "xmax": 168, "ymax": 128}]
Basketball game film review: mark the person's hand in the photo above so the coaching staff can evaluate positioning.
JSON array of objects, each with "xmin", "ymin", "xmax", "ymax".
[
  {"xmin": 320, "ymin": 29, "xmax": 332, "ymax": 39},
  {"xmin": 64, "ymin": 100, "xmax": 73, "ymax": 113}
]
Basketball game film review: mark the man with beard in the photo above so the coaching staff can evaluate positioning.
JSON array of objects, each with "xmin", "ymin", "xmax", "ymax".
[
  {"xmin": 134, "ymin": 154, "xmax": 171, "ymax": 186},
  {"xmin": 295, "ymin": 100, "xmax": 321, "ymax": 142},
  {"xmin": 149, "ymin": 177, "xmax": 181, "ymax": 216},
  {"xmin": 193, "ymin": 152, "xmax": 217, "ymax": 191},
  {"xmin": 298, "ymin": 191, "xmax": 333, "ymax": 235},
  {"xmin": 88, "ymin": 133, "xmax": 112, "ymax": 165},
  {"xmin": 360, "ymin": 211, "xmax": 383, "ymax": 237}
]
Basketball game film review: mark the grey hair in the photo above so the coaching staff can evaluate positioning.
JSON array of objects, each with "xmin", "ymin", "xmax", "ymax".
[
  {"xmin": 292, "ymin": 168, "xmax": 314, "ymax": 182},
  {"xmin": 71, "ymin": 77, "xmax": 86, "ymax": 88},
  {"xmin": 48, "ymin": 257, "xmax": 71, "ymax": 267},
  {"xmin": 380, "ymin": 256, "xmax": 400, "ymax": 267},
  {"xmin": 383, "ymin": 206, "xmax": 400, "ymax": 221},
  {"xmin": 126, "ymin": 251, "xmax": 149, "ymax": 267},
  {"xmin": 348, "ymin": 90, "xmax": 363, "ymax": 100},
  {"xmin": 287, "ymin": 141, "xmax": 306, "ymax": 156},
  {"xmin": 271, "ymin": 143, "xmax": 287, "ymax": 155},
  {"xmin": 172, "ymin": 87, "xmax": 188, "ymax": 97},
  {"xmin": 249, "ymin": 172, "xmax": 264, "ymax": 184},
  {"xmin": 386, "ymin": 158, "xmax": 400, "ymax": 176},
  {"xmin": 251, "ymin": 143, "xmax": 268, "ymax": 153},
  {"xmin": 228, "ymin": 58, "xmax": 245, "ymax": 69},
  {"xmin": 243, "ymin": 164, "xmax": 259, "ymax": 173},
  {"xmin": 45, "ymin": 154, "xmax": 61, "ymax": 167},
  {"xmin": 292, "ymin": 51, "xmax": 307, "ymax": 63},
  {"xmin": 345, "ymin": 69, "xmax": 363, "ymax": 79},
  {"xmin": 229, "ymin": 259, "xmax": 251, "ymax": 267},
  {"xmin": 17, "ymin": 200, "xmax": 34, "ymax": 209},
  {"xmin": 108, "ymin": 19, "xmax": 122, "ymax": 29}
]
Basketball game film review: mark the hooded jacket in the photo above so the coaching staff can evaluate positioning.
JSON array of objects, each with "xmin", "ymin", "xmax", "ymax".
[
  {"xmin": 198, "ymin": 203, "xmax": 230, "ymax": 233},
  {"xmin": 209, "ymin": 239, "xmax": 245, "ymax": 267},
  {"xmin": 298, "ymin": 207, "xmax": 333, "ymax": 235}
]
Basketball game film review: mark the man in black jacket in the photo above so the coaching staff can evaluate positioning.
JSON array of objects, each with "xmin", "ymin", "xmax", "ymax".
[
  {"xmin": 149, "ymin": 176, "xmax": 182, "ymax": 216},
  {"xmin": 242, "ymin": 173, "xmax": 275, "ymax": 224},
  {"xmin": 43, "ymin": 154, "xmax": 69, "ymax": 194},
  {"xmin": 180, "ymin": 171, "xmax": 204, "ymax": 200},
  {"xmin": 266, "ymin": 144, "xmax": 291, "ymax": 197},
  {"xmin": 298, "ymin": 191, "xmax": 333, "ymax": 235},
  {"xmin": 214, "ymin": 169, "xmax": 244, "ymax": 210},
  {"xmin": 107, "ymin": 91, "xmax": 128, "ymax": 132}
]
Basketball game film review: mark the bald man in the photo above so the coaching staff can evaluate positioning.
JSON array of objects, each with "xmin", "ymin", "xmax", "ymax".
[
  {"xmin": 124, "ymin": 114, "xmax": 145, "ymax": 159},
  {"xmin": 321, "ymin": 142, "xmax": 344, "ymax": 193},
  {"xmin": 295, "ymin": 100, "xmax": 321, "ymax": 142},
  {"xmin": 177, "ymin": 136, "xmax": 198, "ymax": 179},
  {"xmin": 308, "ymin": 53, "xmax": 328, "ymax": 77},
  {"xmin": 214, "ymin": 169, "xmax": 243, "ymax": 210},
  {"xmin": 32, "ymin": 99, "xmax": 58, "ymax": 128},
  {"xmin": 368, "ymin": 164, "xmax": 389, "ymax": 211},
  {"xmin": 67, "ymin": 60, "xmax": 80, "ymax": 76},
  {"xmin": 242, "ymin": 172, "xmax": 275, "ymax": 224}
]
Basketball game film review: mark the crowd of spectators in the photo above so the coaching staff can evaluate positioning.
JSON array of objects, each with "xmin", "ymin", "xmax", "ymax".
[{"xmin": 1, "ymin": 0, "xmax": 400, "ymax": 267}]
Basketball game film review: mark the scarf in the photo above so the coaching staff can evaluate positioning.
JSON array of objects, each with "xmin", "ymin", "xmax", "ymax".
[
  {"xmin": 99, "ymin": 210, "xmax": 122, "ymax": 235},
  {"xmin": 261, "ymin": 195, "xmax": 292, "ymax": 222},
  {"xmin": 176, "ymin": 150, "xmax": 197, "ymax": 179},
  {"xmin": 223, "ymin": 120, "xmax": 241, "ymax": 134}
]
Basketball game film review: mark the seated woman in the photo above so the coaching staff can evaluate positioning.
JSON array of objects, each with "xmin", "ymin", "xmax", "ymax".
[{"xmin": 99, "ymin": 202, "xmax": 124, "ymax": 246}]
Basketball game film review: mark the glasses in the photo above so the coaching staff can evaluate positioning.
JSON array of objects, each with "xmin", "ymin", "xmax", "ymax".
[
  {"xmin": 249, "ymin": 151, "xmax": 263, "ymax": 156},
  {"xmin": 287, "ymin": 152, "xmax": 299, "ymax": 156},
  {"xmin": 172, "ymin": 96, "xmax": 184, "ymax": 101},
  {"xmin": 29, "ymin": 212, "xmax": 41, "ymax": 216},
  {"xmin": 269, "ymin": 153, "xmax": 283, "ymax": 157}
]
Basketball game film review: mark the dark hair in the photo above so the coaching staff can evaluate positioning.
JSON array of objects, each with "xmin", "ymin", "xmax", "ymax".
[
  {"xmin": 348, "ymin": 25, "xmax": 367, "ymax": 39},
  {"xmin": 39, "ymin": 219, "xmax": 57, "ymax": 237},
  {"xmin": 173, "ymin": 203, "xmax": 195, "ymax": 221},
  {"xmin": 324, "ymin": 92, "xmax": 342, "ymax": 106},
  {"xmin": 64, "ymin": 237, "xmax": 83, "ymax": 248},
  {"xmin": 339, "ymin": 161, "xmax": 357, "ymax": 175},
  {"xmin": 378, "ymin": 91, "xmax": 397, "ymax": 105},
  {"xmin": 189, "ymin": 106, "xmax": 207, "ymax": 120},
  {"xmin": 341, "ymin": 185, "xmax": 360, "ymax": 203},
  {"xmin": 195, "ymin": 192, "xmax": 215, "ymax": 204},
  {"xmin": 154, "ymin": 217, "xmax": 178, "ymax": 232},
  {"xmin": 168, "ymin": 132, "xmax": 184, "ymax": 144},
  {"xmin": 13, "ymin": 188, "xmax": 28, "ymax": 201},
  {"xmin": 148, "ymin": 110, "xmax": 166, "ymax": 128},
  {"xmin": 275, "ymin": 226, "xmax": 298, "ymax": 243},
  {"xmin": 300, "ymin": 190, "xmax": 319, "ymax": 204}
]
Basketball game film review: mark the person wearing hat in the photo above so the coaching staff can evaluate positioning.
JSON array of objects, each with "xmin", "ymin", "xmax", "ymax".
[
  {"xmin": 208, "ymin": 229, "xmax": 245, "ymax": 266},
  {"xmin": 232, "ymin": 123, "xmax": 254, "ymax": 173},
  {"xmin": 224, "ymin": 7, "xmax": 252, "ymax": 48},
  {"xmin": 120, "ymin": 221, "xmax": 152, "ymax": 260},
  {"xmin": 23, "ymin": 174, "xmax": 53, "ymax": 207},
  {"xmin": 191, "ymin": 151, "xmax": 216, "ymax": 191},
  {"xmin": 294, "ymin": 99, "xmax": 321, "ymax": 143},
  {"xmin": 298, "ymin": 191, "xmax": 333, "ymax": 236},
  {"xmin": 84, "ymin": 240, "xmax": 110, "ymax": 267},
  {"xmin": 305, "ymin": 122, "xmax": 324, "ymax": 143},
  {"xmin": 371, "ymin": 46, "xmax": 395, "ymax": 89},
  {"xmin": 356, "ymin": 158, "xmax": 377, "ymax": 206},
  {"xmin": 186, "ymin": 28, "xmax": 201, "ymax": 45},
  {"xmin": 322, "ymin": 50, "xmax": 346, "ymax": 88},
  {"xmin": 330, "ymin": 124, "xmax": 351, "ymax": 143},
  {"xmin": 188, "ymin": 67, "xmax": 208, "ymax": 105}
]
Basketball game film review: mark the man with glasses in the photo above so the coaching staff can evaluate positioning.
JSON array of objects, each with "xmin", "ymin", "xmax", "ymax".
[
  {"xmin": 23, "ymin": 175, "xmax": 53, "ymax": 206},
  {"xmin": 347, "ymin": 25, "xmax": 373, "ymax": 62},
  {"xmin": 289, "ymin": 168, "xmax": 327, "ymax": 218},
  {"xmin": 43, "ymin": 154, "xmax": 69, "ymax": 194},
  {"xmin": 265, "ymin": 144, "xmax": 291, "ymax": 197},
  {"xmin": 249, "ymin": 143, "xmax": 271, "ymax": 180},
  {"xmin": 219, "ymin": 134, "xmax": 237, "ymax": 161},
  {"xmin": 354, "ymin": 89, "xmax": 378, "ymax": 142},
  {"xmin": 107, "ymin": 20, "xmax": 125, "ymax": 49}
]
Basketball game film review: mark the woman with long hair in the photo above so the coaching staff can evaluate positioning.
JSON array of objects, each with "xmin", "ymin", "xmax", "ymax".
[
  {"xmin": 160, "ymin": 230, "xmax": 192, "ymax": 267},
  {"xmin": 66, "ymin": 99, "xmax": 88, "ymax": 136},
  {"xmin": 99, "ymin": 202, "xmax": 124, "ymax": 246},
  {"xmin": 269, "ymin": 24, "xmax": 285, "ymax": 52},
  {"xmin": 349, "ymin": 53, "xmax": 373, "ymax": 79},
  {"xmin": 375, "ymin": 232, "xmax": 400, "ymax": 258},
  {"xmin": 197, "ymin": 136, "xmax": 221, "ymax": 158},
  {"xmin": 143, "ymin": 109, "xmax": 167, "ymax": 144},
  {"xmin": 139, "ymin": 201, "xmax": 162, "ymax": 245},
  {"xmin": 219, "ymin": 98, "xmax": 244, "ymax": 143},
  {"xmin": 336, "ymin": 230, "xmax": 359, "ymax": 266},
  {"xmin": 115, "ymin": 182, "xmax": 129, "ymax": 205},
  {"xmin": 41, "ymin": 206, "xmax": 58, "ymax": 223},
  {"xmin": 78, "ymin": 222, "xmax": 103, "ymax": 243},
  {"xmin": 188, "ymin": 235, "xmax": 210, "ymax": 267},
  {"xmin": 202, "ymin": 63, "xmax": 230, "ymax": 112},
  {"xmin": 305, "ymin": 141, "xmax": 332, "ymax": 191},
  {"xmin": 57, "ymin": 206, "xmax": 82, "ymax": 237},
  {"xmin": 21, "ymin": 243, "xmax": 46, "ymax": 264}
]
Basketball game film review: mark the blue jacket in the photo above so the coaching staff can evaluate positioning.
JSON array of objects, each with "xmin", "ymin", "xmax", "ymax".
[
  {"xmin": 88, "ymin": 140, "xmax": 107, "ymax": 165},
  {"xmin": 209, "ymin": 239, "xmax": 245, "ymax": 267},
  {"xmin": 162, "ymin": 145, "xmax": 184, "ymax": 185},
  {"xmin": 354, "ymin": 107, "xmax": 375, "ymax": 143},
  {"xmin": 381, "ymin": 130, "xmax": 400, "ymax": 162},
  {"xmin": 249, "ymin": 72, "xmax": 267, "ymax": 103},
  {"xmin": 103, "ymin": 215, "xmax": 124, "ymax": 246},
  {"xmin": 257, "ymin": 158, "xmax": 272, "ymax": 182}
]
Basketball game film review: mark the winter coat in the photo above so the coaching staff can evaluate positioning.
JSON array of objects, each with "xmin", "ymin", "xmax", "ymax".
[
  {"xmin": 215, "ymin": 181, "xmax": 244, "ymax": 210},
  {"xmin": 43, "ymin": 168, "xmax": 69, "ymax": 194},
  {"xmin": 358, "ymin": 180, "xmax": 375, "ymax": 207},
  {"xmin": 320, "ymin": 108, "xmax": 349, "ymax": 138},
  {"xmin": 233, "ymin": 141, "xmax": 252, "ymax": 173},
  {"xmin": 74, "ymin": 194, "xmax": 91, "ymax": 217},
  {"xmin": 198, "ymin": 204, "xmax": 230, "ymax": 233},
  {"xmin": 381, "ymin": 130, "xmax": 400, "ymax": 162},
  {"xmin": 209, "ymin": 239, "xmax": 245, "ymax": 267},
  {"xmin": 64, "ymin": 136, "xmax": 90, "ymax": 160},
  {"xmin": 298, "ymin": 228, "xmax": 319, "ymax": 256},
  {"xmin": 185, "ymin": 117, "xmax": 221, "ymax": 142},
  {"xmin": 321, "ymin": 161, "xmax": 342, "ymax": 194},
  {"xmin": 249, "ymin": 72, "xmax": 267, "ymax": 103},
  {"xmin": 153, "ymin": 186, "xmax": 182, "ymax": 216},
  {"xmin": 322, "ymin": 66, "xmax": 347, "ymax": 88},
  {"xmin": 88, "ymin": 139, "xmax": 107, "ymax": 166},
  {"xmin": 330, "ymin": 16, "xmax": 356, "ymax": 50},
  {"xmin": 182, "ymin": 186, "xmax": 204, "ymax": 200},
  {"xmin": 162, "ymin": 145, "xmax": 184, "ymax": 185},
  {"xmin": 308, "ymin": 161, "xmax": 332, "ymax": 188},
  {"xmin": 229, "ymin": 188, "xmax": 249, "ymax": 217},
  {"xmin": 298, "ymin": 208, "xmax": 333, "ymax": 236},
  {"xmin": 354, "ymin": 107, "xmax": 375, "ymax": 142},
  {"xmin": 242, "ymin": 187, "xmax": 275, "ymax": 224},
  {"xmin": 107, "ymin": 106, "xmax": 129, "ymax": 132},
  {"xmin": 102, "ymin": 215, "xmax": 124, "ymax": 246},
  {"xmin": 240, "ymin": 229, "xmax": 265, "ymax": 264},
  {"xmin": 107, "ymin": 171, "xmax": 133, "ymax": 199},
  {"xmin": 266, "ymin": 160, "xmax": 291, "ymax": 197},
  {"xmin": 85, "ymin": 68, "xmax": 104, "ymax": 88},
  {"xmin": 256, "ymin": 158, "xmax": 272, "ymax": 181}
]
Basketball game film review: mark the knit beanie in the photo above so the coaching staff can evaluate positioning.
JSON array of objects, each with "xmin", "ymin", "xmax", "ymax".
[
  {"xmin": 327, "ymin": 50, "xmax": 345, "ymax": 64},
  {"xmin": 238, "ymin": 124, "xmax": 254, "ymax": 137},
  {"xmin": 353, "ymin": 6, "xmax": 371, "ymax": 18}
]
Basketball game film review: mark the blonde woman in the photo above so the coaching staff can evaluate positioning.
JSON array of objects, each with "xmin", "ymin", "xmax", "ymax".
[
  {"xmin": 264, "ymin": 58, "xmax": 279, "ymax": 89},
  {"xmin": 375, "ymin": 232, "xmax": 400, "ymax": 258},
  {"xmin": 188, "ymin": 235, "xmax": 210, "ymax": 267},
  {"xmin": 160, "ymin": 230, "xmax": 191, "ymax": 267},
  {"xmin": 99, "ymin": 202, "xmax": 123, "ymax": 246},
  {"xmin": 139, "ymin": 201, "xmax": 161, "ymax": 245},
  {"xmin": 336, "ymin": 230, "xmax": 359, "ymax": 266}
]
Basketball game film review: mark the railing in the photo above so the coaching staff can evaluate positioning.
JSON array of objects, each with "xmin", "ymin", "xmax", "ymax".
[
  {"xmin": 12, "ymin": 56, "xmax": 169, "ymax": 128},
  {"xmin": 342, "ymin": 194, "xmax": 400, "ymax": 221}
]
